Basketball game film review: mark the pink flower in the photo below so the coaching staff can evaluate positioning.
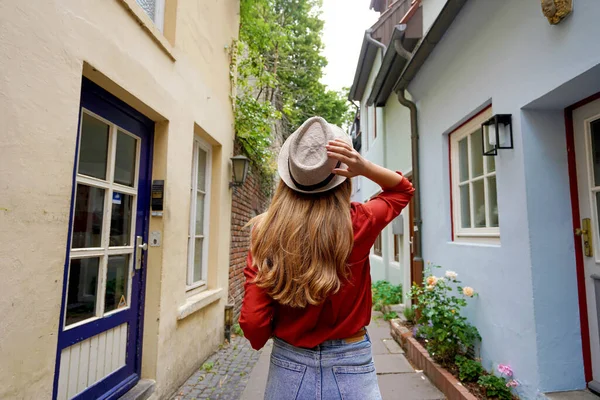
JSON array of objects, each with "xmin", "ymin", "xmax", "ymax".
[
  {"xmin": 498, "ymin": 364, "xmax": 513, "ymax": 377},
  {"xmin": 506, "ymin": 379, "xmax": 519, "ymax": 388}
]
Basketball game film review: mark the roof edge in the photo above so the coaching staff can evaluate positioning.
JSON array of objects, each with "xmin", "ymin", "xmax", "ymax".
[
  {"xmin": 393, "ymin": 0, "xmax": 468, "ymax": 92},
  {"xmin": 348, "ymin": 30, "xmax": 386, "ymax": 102}
]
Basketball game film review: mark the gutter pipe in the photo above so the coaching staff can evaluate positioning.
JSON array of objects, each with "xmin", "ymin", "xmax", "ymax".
[
  {"xmin": 393, "ymin": 0, "xmax": 467, "ymax": 278},
  {"xmin": 366, "ymin": 29, "xmax": 387, "ymax": 53}
]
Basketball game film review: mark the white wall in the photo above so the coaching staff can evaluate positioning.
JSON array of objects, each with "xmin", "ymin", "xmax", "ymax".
[{"xmin": 408, "ymin": 0, "xmax": 600, "ymax": 396}]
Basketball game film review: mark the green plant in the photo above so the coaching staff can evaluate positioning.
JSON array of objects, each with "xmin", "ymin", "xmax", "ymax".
[
  {"xmin": 403, "ymin": 306, "xmax": 416, "ymax": 324},
  {"xmin": 202, "ymin": 362, "xmax": 214, "ymax": 372},
  {"xmin": 372, "ymin": 280, "xmax": 403, "ymax": 311},
  {"xmin": 383, "ymin": 311, "xmax": 398, "ymax": 321},
  {"xmin": 409, "ymin": 264, "xmax": 480, "ymax": 364},
  {"xmin": 232, "ymin": 323, "xmax": 244, "ymax": 337},
  {"xmin": 455, "ymin": 355, "xmax": 484, "ymax": 382},
  {"xmin": 478, "ymin": 374, "xmax": 513, "ymax": 400}
]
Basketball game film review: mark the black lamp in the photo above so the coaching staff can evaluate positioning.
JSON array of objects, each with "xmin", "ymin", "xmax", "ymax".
[
  {"xmin": 481, "ymin": 114, "xmax": 513, "ymax": 156},
  {"xmin": 230, "ymin": 155, "xmax": 250, "ymax": 187}
]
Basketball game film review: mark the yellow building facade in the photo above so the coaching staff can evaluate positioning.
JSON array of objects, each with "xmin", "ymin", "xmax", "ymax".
[{"xmin": 0, "ymin": 0, "xmax": 239, "ymax": 398}]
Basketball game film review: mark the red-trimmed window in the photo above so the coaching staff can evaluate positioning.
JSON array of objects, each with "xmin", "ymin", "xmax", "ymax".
[{"xmin": 449, "ymin": 107, "xmax": 499, "ymax": 241}]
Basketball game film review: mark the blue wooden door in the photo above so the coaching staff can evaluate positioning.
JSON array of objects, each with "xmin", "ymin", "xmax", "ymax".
[{"xmin": 53, "ymin": 78, "xmax": 154, "ymax": 400}]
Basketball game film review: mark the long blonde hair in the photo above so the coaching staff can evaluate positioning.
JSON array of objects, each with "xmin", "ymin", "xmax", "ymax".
[{"xmin": 250, "ymin": 179, "xmax": 354, "ymax": 308}]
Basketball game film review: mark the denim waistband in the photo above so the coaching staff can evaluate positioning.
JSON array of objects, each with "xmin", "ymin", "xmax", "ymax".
[{"xmin": 273, "ymin": 327, "xmax": 370, "ymax": 353}]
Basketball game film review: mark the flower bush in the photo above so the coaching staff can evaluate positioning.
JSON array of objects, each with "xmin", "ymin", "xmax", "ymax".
[{"xmin": 409, "ymin": 263, "xmax": 480, "ymax": 364}]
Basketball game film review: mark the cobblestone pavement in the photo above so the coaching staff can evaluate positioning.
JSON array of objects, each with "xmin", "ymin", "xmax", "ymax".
[{"xmin": 171, "ymin": 335, "xmax": 262, "ymax": 400}]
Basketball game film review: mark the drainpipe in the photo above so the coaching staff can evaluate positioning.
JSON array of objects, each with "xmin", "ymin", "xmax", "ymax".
[
  {"xmin": 366, "ymin": 30, "xmax": 387, "ymax": 53},
  {"xmin": 396, "ymin": 89, "xmax": 423, "ymax": 280}
]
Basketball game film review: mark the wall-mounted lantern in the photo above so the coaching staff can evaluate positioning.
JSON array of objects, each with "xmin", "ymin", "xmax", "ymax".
[
  {"xmin": 482, "ymin": 114, "xmax": 513, "ymax": 157},
  {"xmin": 230, "ymin": 155, "xmax": 250, "ymax": 188}
]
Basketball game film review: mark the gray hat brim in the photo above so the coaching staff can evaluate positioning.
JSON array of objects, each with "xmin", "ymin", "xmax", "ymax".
[{"xmin": 277, "ymin": 120, "xmax": 352, "ymax": 194}]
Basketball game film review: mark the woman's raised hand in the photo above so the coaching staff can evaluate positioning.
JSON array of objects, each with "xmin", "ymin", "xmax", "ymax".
[{"xmin": 326, "ymin": 139, "xmax": 369, "ymax": 178}]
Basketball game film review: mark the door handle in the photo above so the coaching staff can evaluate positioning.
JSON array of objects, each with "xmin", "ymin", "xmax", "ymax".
[
  {"xmin": 576, "ymin": 218, "xmax": 593, "ymax": 257},
  {"xmin": 136, "ymin": 236, "xmax": 148, "ymax": 270}
]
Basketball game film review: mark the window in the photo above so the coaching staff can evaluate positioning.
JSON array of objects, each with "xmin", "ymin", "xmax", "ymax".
[
  {"xmin": 393, "ymin": 234, "xmax": 400, "ymax": 262},
  {"xmin": 450, "ymin": 108, "xmax": 499, "ymax": 239},
  {"xmin": 374, "ymin": 233, "xmax": 383, "ymax": 256},
  {"xmin": 66, "ymin": 110, "xmax": 140, "ymax": 327},
  {"xmin": 136, "ymin": 0, "xmax": 165, "ymax": 31},
  {"xmin": 187, "ymin": 137, "xmax": 212, "ymax": 289}
]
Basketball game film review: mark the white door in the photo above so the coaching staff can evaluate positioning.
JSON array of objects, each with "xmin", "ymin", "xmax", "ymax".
[{"xmin": 574, "ymin": 97, "xmax": 600, "ymax": 388}]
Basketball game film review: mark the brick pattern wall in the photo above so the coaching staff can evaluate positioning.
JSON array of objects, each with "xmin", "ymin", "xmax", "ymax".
[{"xmin": 229, "ymin": 144, "xmax": 271, "ymax": 322}]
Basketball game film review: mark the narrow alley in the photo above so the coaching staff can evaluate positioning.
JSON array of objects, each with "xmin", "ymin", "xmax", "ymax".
[{"xmin": 173, "ymin": 312, "xmax": 444, "ymax": 400}]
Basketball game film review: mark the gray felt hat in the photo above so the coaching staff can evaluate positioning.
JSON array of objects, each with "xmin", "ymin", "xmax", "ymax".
[{"xmin": 278, "ymin": 116, "xmax": 352, "ymax": 194}]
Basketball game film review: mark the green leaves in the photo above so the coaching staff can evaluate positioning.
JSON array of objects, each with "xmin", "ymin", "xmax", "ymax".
[
  {"xmin": 478, "ymin": 374, "xmax": 513, "ymax": 400},
  {"xmin": 232, "ymin": 0, "xmax": 352, "ymax": 181},
  {"xmin": 455, "ymin": 355, "xmax": 484, "ymax": 382},
  {"xmin": 372, "ymin": 281, "xmax": 403, "ymax": 311}
]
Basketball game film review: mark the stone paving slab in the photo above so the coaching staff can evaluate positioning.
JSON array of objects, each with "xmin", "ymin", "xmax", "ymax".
[
  {"xmin": 373, "ymin": 354, "xmax": 415, "ymax": 374},
  {"xmin": 378, "ymin": 373, "xmax": 445, "ymax": 400},
  {"xmin": 546, "ymin": 391, "xmax": 600, "ymax": 400},
  {"xmin": 239, "ymin": 340, "xmax": 271, "ymax": 400},
  {"xmin": 382, "ymin": 338, "xmax": 403, "ymax": 354}
]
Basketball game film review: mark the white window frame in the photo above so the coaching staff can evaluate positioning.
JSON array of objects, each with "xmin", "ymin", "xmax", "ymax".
[
  {"xmin": 136, "ymin": 0, "xmax": 166, "ymax": 32},
  {"xmin": 450, "ymin": 108, "xmax": 500, "ymax": 240},
  {"xmin": 187, "ymin": 137, "xmax": 212, "ymax": 290}
]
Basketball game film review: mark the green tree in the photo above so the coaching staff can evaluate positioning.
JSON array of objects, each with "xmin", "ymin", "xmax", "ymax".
[{"xmin": 232, "ymin": 0, "xmax": 352, "ymax": 179}]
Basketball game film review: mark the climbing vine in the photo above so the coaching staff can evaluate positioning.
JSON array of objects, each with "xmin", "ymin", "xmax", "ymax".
[{"xmin": 229, "ymin": 0, "xmax": 353, "ymax": 182}]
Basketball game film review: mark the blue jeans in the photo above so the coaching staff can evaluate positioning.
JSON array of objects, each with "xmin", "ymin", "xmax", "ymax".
[{"xmin": 265, "ymin": 331, "xmax": 382, "ymax": 400}]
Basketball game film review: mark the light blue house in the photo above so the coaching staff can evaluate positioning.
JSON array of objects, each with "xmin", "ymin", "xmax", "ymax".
[{"xmin": 349, "ymin": 0, "xmax": 600, "ymax": 397}]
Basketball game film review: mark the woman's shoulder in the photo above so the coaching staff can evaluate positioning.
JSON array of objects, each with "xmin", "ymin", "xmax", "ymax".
[{"xmin": 350, "ymin": 202, "xmax": 374, "ymax": 229}]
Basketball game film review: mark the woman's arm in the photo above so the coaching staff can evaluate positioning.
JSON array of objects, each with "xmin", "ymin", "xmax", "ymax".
[{"xmin": 239, "ymin": 252, "xmax": 274, "ymax": 350}]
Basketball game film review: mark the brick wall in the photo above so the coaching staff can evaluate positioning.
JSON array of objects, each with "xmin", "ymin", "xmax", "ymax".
[{"xmin": 229, "ymin": 143, "xmax": 272, "ymax": 322}]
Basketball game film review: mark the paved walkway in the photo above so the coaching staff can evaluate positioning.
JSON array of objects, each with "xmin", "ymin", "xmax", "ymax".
[
  {"xmin": 173, "ymin": 312, "xmax": 444, "ymax": 400},
  {"xmin": 171, "ymin": 335, "xmax": 262, "ymax": 400}
]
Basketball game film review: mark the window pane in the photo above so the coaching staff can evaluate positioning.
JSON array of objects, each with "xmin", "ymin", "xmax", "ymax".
[
  {"xmin": 193, "ymin": 238, "xmax": 204, "ymax": 283},
  {"xmin": 394, "ymin": 234, "xmax": 400, "ymax": 262},
  {"xmin": 483, "ymin": 127, "xmax": 496, "ymax": 172},
  {"xmin": 73, "ymin": 185, "xmax": 105, "ymax": 248},
  {"xmin": 197, "ymin": 147, "xmax": 207, "ymax": 191},
  {"xmin": 473, "ymin": 179, "xmax": 486, "ymax": 228},
  {"xmin": 114, "ymin": 131, "xmax": 137, "ymax": 186},
  {"xmin": 458, "ymin": 138, "xmax": 468, "ymax": 182},
  {"xmin": 460, "ymin": 184, "xmax": 471, "ymax": 228},
  {"xmin": 487, "ymin": 153, "xmax": 496, "ymax": 173},
  {"xmin": 136, "ymin": 0, "xmax": 156, "ymax": 21},
  {"xmin": 591, "ymin": 119, "xmax": 600, "ymax": 187},
  {"xmin": 66, "ymin": 257, "xmax": 99, "ymax": 326},
  {"xmin": 488, "ymin": 176, "xmax": 499, "ymax": 227},
  {"xmin": 195, "ymin": 193, "xmax": 205, "ymax": 234},
  {"xmin": 78, "ymin": 113, "xmax": 109, "ymax": 180},
  {"xmin": 471, "ymin": 129, "xmax": 484, "ymax": 178},
  {"xmin": 105, "ymin": 255, "xmax": 130, "ymax": 313},
  {"xmin": 110, "ymin": 193, "xmax": 133, "ymax": 246}
]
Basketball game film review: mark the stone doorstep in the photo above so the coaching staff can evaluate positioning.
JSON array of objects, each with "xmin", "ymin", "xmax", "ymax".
[
  {"xmin": 121, "ymin": 379, "xmax": 156, "ymax": 400},
  {"xmin": 390, "ymin": 319, "xmax": 477, "ymax": 400}
]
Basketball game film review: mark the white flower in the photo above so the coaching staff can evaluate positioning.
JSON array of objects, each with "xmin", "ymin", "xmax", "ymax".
[
  {"xmin": 463, "ymin": 286, "xmax": 475, "ymax": 297},
  {"xmin": 426, "ymin": 284, "xmax": 434, "ymax": 291},
  {"xmin": 445, "ymin": 271, "xmax": 458, "ymax": 280}
]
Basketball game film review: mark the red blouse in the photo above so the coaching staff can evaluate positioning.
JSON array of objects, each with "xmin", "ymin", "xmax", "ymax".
[{"xmin": 239, "ymin": 174, "xmax": 415, "ymax": 350}]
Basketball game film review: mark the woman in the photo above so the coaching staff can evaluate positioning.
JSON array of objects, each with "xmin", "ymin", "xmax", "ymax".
[{"xmin": 240, "ymin": 116, "xmax": 414, "ymax": 400}]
